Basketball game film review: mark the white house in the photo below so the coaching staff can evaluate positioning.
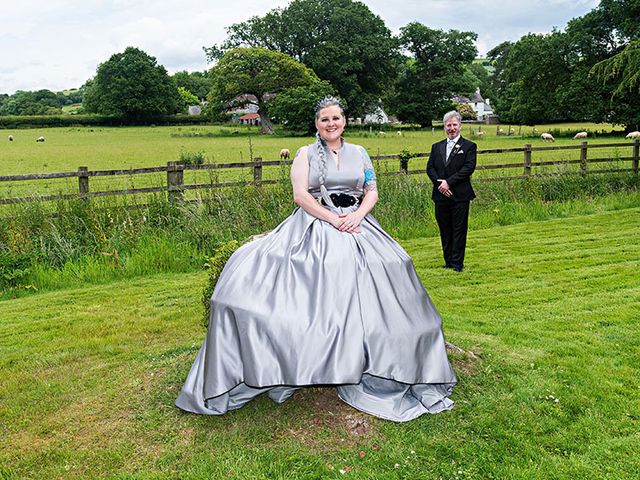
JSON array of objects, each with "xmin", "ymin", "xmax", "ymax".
[{"xmin": 452, "ymin": 88, "xmax": 494, "ymax": 121}]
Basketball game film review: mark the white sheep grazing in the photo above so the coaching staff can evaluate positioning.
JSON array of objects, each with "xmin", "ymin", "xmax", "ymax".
[
  {"xmin": 36, "ymin": 136, "xmax": 45, "ymax": 142},
  {"xmin": 533, "ymin": 128, "xmax": 539, "ymax": 133},
  {"xmin": 397, "ymin": 131, "xmax": 402, "ymax": 136},
  {"xmin": 475, "ymin": 131, "xmax": 485, "ymax": 137},
  {"xmin": 540, "ymin": 133, "xmax": 555, "ymax": 142},
  {"xmin": 573, "ymin": 131, "xmax": 588, "ymax": 139},
  {"xmin": 279, "ymin": 148, "xmax": 290, "ymax": 160},
  {"xmin": 509, "ymin": 127, "xmax": 515, "ymax": 134},
  {"xmin": 378, "ymin": 131, "xmax": 386, "ymax": 135},
  {"xmin": 625, "ymin": 131, "xmax": 640, "ymax": 139},
  {"xmin": 498, "ymin": 128, "xmax": 504, "ymax": 134},
  {"xmin": 8, "ymin": 135, "xmax": 13, "ymax": 141}
]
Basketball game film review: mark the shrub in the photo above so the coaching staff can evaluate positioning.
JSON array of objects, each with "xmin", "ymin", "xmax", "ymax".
[
  {"xmin": 0, "ymin": 251, "xmax": 34, "ymax": 290},
  {"xmin": 179, "ymin": 150, "xmax": 206, "ymax": 165},
  {"xmin": 201, "ymin": 241, "xmax": 241, "ymax": 328}
]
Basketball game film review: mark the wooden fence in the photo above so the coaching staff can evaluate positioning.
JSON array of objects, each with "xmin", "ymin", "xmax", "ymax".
[{"xmin": 1, "ymin": 140, "xmax": 638, "ymax": 205}]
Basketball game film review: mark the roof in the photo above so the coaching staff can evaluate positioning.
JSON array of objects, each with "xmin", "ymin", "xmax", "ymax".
[{"xmin": 239, "ymin": 113, "xmax": 260, "ymax": 120}]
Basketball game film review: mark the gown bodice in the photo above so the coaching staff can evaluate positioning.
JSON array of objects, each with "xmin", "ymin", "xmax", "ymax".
[{"xmin": 306, "ymin": 141, "xmax": 370, "ymax": 197}]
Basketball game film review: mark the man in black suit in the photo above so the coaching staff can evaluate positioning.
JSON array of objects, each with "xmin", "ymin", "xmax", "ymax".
[{"xmin": 426, "ymin": 111, "xmax": 477, "ymax": 272}]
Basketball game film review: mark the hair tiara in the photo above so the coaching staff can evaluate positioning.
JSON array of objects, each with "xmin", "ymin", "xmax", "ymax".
[{"xmin": 314, "ymin": 95, "xmax": 346, "ymax": 113}]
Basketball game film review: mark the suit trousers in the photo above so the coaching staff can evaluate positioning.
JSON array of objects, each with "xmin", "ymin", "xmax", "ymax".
[{"xmin": 434, "ymin": 200, "xmax": 470, "ymax": 269}]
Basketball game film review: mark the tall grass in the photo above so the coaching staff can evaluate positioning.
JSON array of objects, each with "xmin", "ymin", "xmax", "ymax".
[{"xmin": 1, "ymin": 170, "xmax": 638, "ymax": 298}]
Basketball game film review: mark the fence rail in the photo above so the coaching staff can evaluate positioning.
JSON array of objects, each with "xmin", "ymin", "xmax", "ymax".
[{"xmin": 1, "ymin": 140, "xmax": 638, "ymax": 205}]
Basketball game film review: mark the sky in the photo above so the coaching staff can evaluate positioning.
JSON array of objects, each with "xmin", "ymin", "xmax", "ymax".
[{"xmin": 0, "ymin": 0, "xmax": 600, "ymax": 95}]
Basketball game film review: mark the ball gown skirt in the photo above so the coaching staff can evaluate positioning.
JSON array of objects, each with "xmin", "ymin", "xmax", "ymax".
[{"xmin": 176, "ymin": 203, "xmax": 457, "ymax": 422}]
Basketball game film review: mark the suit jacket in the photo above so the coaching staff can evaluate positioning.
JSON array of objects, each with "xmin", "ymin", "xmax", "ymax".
[{"xmin": 426, "ymin": 136, "xmax": 477, "ymax": 202}]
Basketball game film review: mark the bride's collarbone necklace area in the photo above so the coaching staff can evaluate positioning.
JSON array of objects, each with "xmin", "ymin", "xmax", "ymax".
[{"xmin": 329, "ymin": 146, "xmax": 341, "ymax": 170}]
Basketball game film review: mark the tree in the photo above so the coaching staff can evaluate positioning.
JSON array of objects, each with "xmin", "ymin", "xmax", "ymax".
[
  {"xmin": 488, "ymin": 0, "xmax": 640, "ymax": 128},
  {"xmin": 468, "ymin": 62, "xmax": 495, "ymax": 101},
  {"xmin": 498, "ymin": 32, "xmax": 571, "ymax": 124},
  {"xmin": 171, "ymin": 71, "xmax": 213, "ymax": 100},
  {"xmin": 177, "ymin": 87, "xmax": 200, "ymax": 113},
  {"xmin": 83, "ymin": 47, "xmax": 180, "ymax": 123},
  {"xmin": 455, "ymin": 103, "xmax": 476, "ymax": 121},
  {"xmin": 386, "ymin": 23, "xmax": 477, "ymax": 127},
  {"xmin": 209, "ymin": 48, "xmax": 321, "ymax": 134},
  {"xmin": 269, "ymin": 81, "xmax": 337, "ymax": 133},
  {"xmin": 206, "ymin": 0, "xmax": 399, "ymax": 117},
  {"xmin": 0, "ymin": 89, "xmax": 63, "ymax": 116}
]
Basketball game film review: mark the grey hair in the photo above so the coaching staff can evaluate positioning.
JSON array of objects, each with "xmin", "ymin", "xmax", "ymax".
[
  {"xmin": 314, "ymin": 96, "xmax": 346, "ymax": 208},
  {"xmin": 443, "ymin": 110, "xmax": 462, "ymax": 124},
  {"xmin": 314, "ymin": 96, "xmax": 345, "ymax": 120}
]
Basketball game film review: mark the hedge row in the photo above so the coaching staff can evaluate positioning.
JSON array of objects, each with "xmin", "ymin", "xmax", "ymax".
[{"xmin": 0, "ymin": 114, "xmax": 212, "ymax": 129}]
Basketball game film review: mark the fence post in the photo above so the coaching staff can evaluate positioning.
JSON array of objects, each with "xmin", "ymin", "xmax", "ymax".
[
  {"xmin": 633, "ymin": 139, "xmax": 639, "ymax": 174},
  {"xmin": 524, "ymin": 144, "xmax": 532, "ymax": 177},
  {"xmin": 253, "ymin": 157, "xmax": 263, "ymax": 185},
  {"xmin": 580, "ymin": 141, "xmax": 588, "ymax": 177},
  {"xmin": 167, "ymin": 161, "xmax": 184, "ymax": 202},
  {"xmin": 78, "ymin": 166, "xmax": 89, "ymax": 196}
]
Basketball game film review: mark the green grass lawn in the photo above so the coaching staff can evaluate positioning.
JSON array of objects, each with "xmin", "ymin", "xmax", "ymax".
[
  {"xmin": 0, "ymin": 122, "xmax": 634, "ymax": 199},
  {"xmin": 1, "ymin": 207, "xmax": 638, "ymax": 479}
]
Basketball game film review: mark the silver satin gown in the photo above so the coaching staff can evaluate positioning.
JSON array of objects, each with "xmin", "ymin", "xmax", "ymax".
[{"xmin": 176, "ymin": 141, "xmax": 457, "ymax": 422}]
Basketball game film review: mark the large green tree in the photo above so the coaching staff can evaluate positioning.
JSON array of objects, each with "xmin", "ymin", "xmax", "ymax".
[
  {"xmin": 208, "ymin": 48, "xmax": 320, "ymax": 134},
  {"xmin": 385, "ymin": 23, "xmax": 477, "ymax": 127},
  {"xmin": 268, "ymin": 81, "xmax": 337, "ymax": 133},
  {"xmin": 490, "ymin": 0, "xmax": 640, "ymax": 128},
  {"xmin": 206, "ymin": 0, "xmax": 398, "ymax": 117},
  {"xmin": 171, "ymin": 70, "xmax": 213, "ymax": 100},
  {"xmin": 83, "ymin": 47, "xmax": 180, "ymax": 123}
]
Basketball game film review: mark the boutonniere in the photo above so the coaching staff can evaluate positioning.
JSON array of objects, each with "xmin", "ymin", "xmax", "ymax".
[{"xmin": 457, "ymin": 149, "xmax": 464, "ymax": 154}]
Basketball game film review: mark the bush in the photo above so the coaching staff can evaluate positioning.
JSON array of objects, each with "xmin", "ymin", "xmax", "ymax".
[
  {"xmin": 201, "ymin": 241, "xmax": 241, "ymax": 328},
  {"xmin": 0, "ymin": 113, "xmax": 212, "ymax": 129},
  {"xmin": 179, "ymin": 150, "xmax": 206, "ymax": 165},
  {"xmin": 0, "ymin": 251, "xmax": 34, "ymax": 290}
]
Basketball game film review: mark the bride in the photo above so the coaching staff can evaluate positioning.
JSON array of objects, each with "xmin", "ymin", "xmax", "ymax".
[{"xmin": 176, "ymin": 96, "xmax": 456, "ymax": 422}]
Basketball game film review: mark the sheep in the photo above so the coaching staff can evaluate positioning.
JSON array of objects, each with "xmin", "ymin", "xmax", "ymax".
[
  {"xmin": 279, "ymin": 148, "xmax": 290, "ymax": 160},
  {"xmin": 498, "ymin": 128, "xmax": 504, "ymax": 134},
  {"xmin": 540, "ymin": 133, "xmax": 555, "ymax": 142},
  {"xmin": 8, "ymin": 135, "xmax": 13, "ymax": 141},
  {"xmin": 475, "ymin": 131, "xmax": 485, "ymax": 137},
  {"xmin": 378, "ymin": 131, "xmax": 386, "ymax": 135},
  {"xmin": 36, "ymin": 136, "xmax": 45, "ymax": 142},
  {"xmin": 625, "ymin": 131, "xmax": 640, "ymax": 139},
  {"xmin": 573, "ymin": 131, "xmax": 588, "ymax": 139},
  {"xmin": 397, "ymin": 131, "xmax": 403, "ymax": 136}
]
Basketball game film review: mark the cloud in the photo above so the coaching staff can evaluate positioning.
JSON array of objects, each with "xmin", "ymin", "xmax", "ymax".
[{"xmin": 0, "ymin": 0, "xmax": 599, "ymax": 94}]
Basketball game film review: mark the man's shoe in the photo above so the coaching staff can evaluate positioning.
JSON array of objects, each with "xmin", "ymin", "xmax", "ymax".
[{"xmin": 452, "ymin": 265, "xmax": 464, "ymax": 272}]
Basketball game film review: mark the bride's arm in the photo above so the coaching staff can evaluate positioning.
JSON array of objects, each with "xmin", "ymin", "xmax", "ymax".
[{"xmin": 290, "ymin": 147, "xmax": 342, "ymax": 227}]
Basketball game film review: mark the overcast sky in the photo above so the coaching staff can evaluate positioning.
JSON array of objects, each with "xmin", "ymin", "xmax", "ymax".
[{"xmin": 0, "ymin": 0, "xmax": 599, "ymax": 95}]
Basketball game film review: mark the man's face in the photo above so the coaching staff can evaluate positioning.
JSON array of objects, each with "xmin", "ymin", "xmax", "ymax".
[{"xmin": 444, "ymin": 118, "xmax": 461, "ymax": 139}]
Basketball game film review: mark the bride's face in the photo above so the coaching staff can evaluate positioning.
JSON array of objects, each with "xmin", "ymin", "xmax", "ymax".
[{"xmin": 316, "ymin": 105, "xmax": 345, "ymax": 143}]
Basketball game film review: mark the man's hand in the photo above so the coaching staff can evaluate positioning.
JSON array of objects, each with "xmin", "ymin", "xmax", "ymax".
[{"xmin": 438, "ymin": 179, "xmax": 454, "ymax": 198}]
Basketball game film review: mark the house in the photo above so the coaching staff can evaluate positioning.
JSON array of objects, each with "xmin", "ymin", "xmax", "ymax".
[
  {"xmin": 239, "ymin": 113, "xmax": 261, "ymax": 126},
  {"xmin": 363, "ymin": 106, "xmax": 389, "ymax": 124},
  {"xmin": 452, "ymin": 88, "xmax": 494, "ymax": 121}
]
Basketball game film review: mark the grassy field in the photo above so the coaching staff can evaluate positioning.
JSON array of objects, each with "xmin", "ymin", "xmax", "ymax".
[
  {"xmin": 0, "ymin": 122, "xmax": 634, "ymax": 199},
  {"xmin": 1, "ymin": 207, "xmax": 638, "ymax": 479}
]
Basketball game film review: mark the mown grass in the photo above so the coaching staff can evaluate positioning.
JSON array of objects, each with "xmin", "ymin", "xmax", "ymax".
[
  {"xmin": 1, "ymin": 207, "xmax": 638, "ymax": 479},
  {"xmin": 2, "ymin": 172, "xmax": 639, "ymax": 299},
  {"xmin": 0, "ymin": 122, "xmax": 633, "ymax": 198}
]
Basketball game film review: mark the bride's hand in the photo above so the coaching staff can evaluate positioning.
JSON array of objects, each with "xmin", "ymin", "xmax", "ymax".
[{"xmin": 337, "ymin": 212, "xmax": 363, "ymax": 233}]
